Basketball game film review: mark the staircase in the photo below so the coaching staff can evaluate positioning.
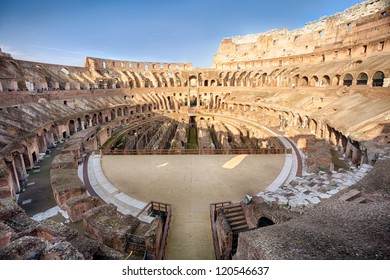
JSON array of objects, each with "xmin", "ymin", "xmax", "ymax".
[
  {"xmin": 222, "ymin": 203, "xmax": 249, "ymax": 256},
  {"xmin": 339, "ymin": 189, "xmax": 368, "ymax": 203},
  {"xmin": 223, "ymin": 203, "xmax": 248, "ymax": 231}
]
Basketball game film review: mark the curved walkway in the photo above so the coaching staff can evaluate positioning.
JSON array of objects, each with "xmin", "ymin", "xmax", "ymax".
[{"xmin": 86, "ymin": 153, "xmax": 154, "ymax": 223}]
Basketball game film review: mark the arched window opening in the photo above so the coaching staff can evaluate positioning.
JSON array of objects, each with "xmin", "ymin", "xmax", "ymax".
[
  {"xmin": 372, "ymin": 71, "xmax": 385, "ymax": 87},
  {"xmin": 61, "ymin": 68, "xmax": 69, "ymax": 75},
  {"xmin": 356, "ymin": 72, "xmax": 368, "ymax": 85},
  {"xmin": 343, "ymin": 74, "xmax": 353, "ymax": 86}
]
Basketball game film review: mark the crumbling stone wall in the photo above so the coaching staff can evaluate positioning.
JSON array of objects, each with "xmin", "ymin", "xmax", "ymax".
[
  {"xmin": 83, "ymin": 204, "xmax": 144, "ymax": 253},
  {"xmin": 215, "ymin": 211, "xmax": 233, "ymax": 260}
]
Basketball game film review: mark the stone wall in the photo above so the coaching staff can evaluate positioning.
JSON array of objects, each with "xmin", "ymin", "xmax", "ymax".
[
  {"xmin": 215, "ymin": 211, "xmax": 233, "ymax": 260},
  {"xmin": 214, "ymin": 0, "xmax": 390, "ymax": 68}
]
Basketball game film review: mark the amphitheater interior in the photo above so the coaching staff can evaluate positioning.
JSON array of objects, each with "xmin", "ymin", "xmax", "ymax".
[{"xmin": 0, "ymin": 0, "xmax": 390, "ymax": 260}]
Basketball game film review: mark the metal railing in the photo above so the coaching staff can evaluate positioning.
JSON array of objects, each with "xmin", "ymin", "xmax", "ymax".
[
  {"xmin": 136, "ymin": 201, "xmax": 172, "ymax": 260},
  {"xmin": 102, "ymin": 148, "xmax": 292, "ymax": 156}
]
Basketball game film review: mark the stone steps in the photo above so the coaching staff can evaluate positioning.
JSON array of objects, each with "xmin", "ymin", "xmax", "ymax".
[
  {"xmin": 222, "ymin": 203, "xmax": 249, "ymax": 232},
  {"xmin": 339, "ymin": 189, "xmax": 361, "ymax": 201}
]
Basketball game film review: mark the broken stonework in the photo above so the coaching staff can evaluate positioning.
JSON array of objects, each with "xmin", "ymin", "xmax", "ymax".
[{"xmin": 83, "ymin": 204, "xmax": 145, "ymax": 253}]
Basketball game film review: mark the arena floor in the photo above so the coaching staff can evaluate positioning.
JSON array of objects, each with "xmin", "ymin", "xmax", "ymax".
[{"xmin": 101, "ymin": 154, "xmax": 285, "ymax": 259}]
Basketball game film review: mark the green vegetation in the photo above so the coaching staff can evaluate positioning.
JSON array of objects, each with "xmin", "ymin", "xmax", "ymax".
[
  {"xmin": 188, "ymin": 126, "xmax": 198, "ymax": 149},
  {"xmin": 114, "ymin": 135, "xmax": 126, "ymax": 149}
]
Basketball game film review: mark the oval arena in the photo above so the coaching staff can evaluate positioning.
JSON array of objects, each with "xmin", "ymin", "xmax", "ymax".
[{"xmin": 1, "ymin": 0, "xmax": 390, "ymax": 260}]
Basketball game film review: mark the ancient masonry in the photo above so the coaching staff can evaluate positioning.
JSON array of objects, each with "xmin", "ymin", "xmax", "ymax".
[{"xmin": 1, "ymin": 0, "xmax": 390, "ymax": 259}]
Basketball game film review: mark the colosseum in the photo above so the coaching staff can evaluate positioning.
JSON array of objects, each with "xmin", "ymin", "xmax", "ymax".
[{"xmin": 0, "ymin": 0, "xmax": 389, "ymax": 260}]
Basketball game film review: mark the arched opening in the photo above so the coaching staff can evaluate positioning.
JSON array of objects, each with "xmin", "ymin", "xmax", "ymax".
[
  {"xmin": 32, "ymin": 152, "xmax": 37, "ymax": 164},
  {"xmin": 321, "ymin": 75, "xmax": 330, "ymax": 86},
  {"xmin": 84, "ymin": 115, "xmax": 90, "ymax": 129},
  {"xmin": 76, "ymin": 118, "xmax": 82, "ymax": 132},
  {"xmin": 356, "ymin": 72, "xmax": 368, "ymax": 85},
  {"xmin": 332, "ymin": 75, "xmax": 341, "ymax": 86},
  {"xmin": 190, "ymin": 96, "xmax": 197, "ymax": 107},
  {"xmin": 68, "ymin": 120, "xmax": 75, "ymax": 136},
  {"xmin": 300, "ymin": 76, "xmax": 308, "ymax": 86},
  {"xmin": 291, "ymin": 75, "xmax": 299, "ymax": 87},
  {"xmin": 98, "ymin": 112, "xmax": 103, "ymax": 124},
  {"xmin": 343, "ymin": 74, "xmax": 353, "ymax": 86},
  {"xmin": 258, "ymin": 217, "xmax": 275, "ymax": 228},
  {"xmin": 310, "ymin": 76, "xmax": 319, "ymax": 87},
  {"xmin": 372, "ymin": 71, "xmax": 385, "ymax": 87},
  {"xmin": 189, "ymin": 76, "xmax": 197, "ymax": 87},
  {"xmin": 61, "ymin": 67, "xmax": 69, "ymax": 75},
  {"xmin": 111, "ymin": 109, "xmax": 116, "ymax": 120}
]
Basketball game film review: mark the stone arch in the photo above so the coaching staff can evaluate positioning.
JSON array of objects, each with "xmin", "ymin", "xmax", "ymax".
[
  {"xmin": 300, "ymin": 76, "xmax": 309, "ymax": 86},
  {"xmin": 372, "ymin": 71, "xmax": 385, "ymax": 87},
  {"xmin": 343, "ymin": 73, "xmax": 353, "ymax": 86},
  {"xmin": 357, "ymin": 72, "xmax": 368, "ymax": 85},
  {"xmin": 110, "ymin": 109, "xmax": 116, "ymax": 120},
  {"xmin": 332, "ymin": 75, "xmax": 341, "ymax": 86},
  {"xmin": 51, "ymin": 124, "xmax": 59, "ymax": 142},
  {"xmin": 189, "ymin": 75, "xmax": 197, "ymax": 87},
  {"xmin": 76, "ymin": 118, "xmax": 82, "ymax": 132},
  {"xmin": 69, "ymin": 120, "xmax": 76, "ymax": 136},
  {"xmin": 98, "ymin": 112, "xmax": 103, "ymax": 124},
  {"xmin": 117, "ymin": 107, "xmax": 123, "ymax": 117},
  {"xmin": 310, "ymin": 76, "xmax": 319, "ymax": 87},
  {"xmin": 260, "ymin": 73, "xmax": 267, "ymax": 86},
  {"xmin": 291, "ymin": 74, "xmax": 299, "ymax": 87},
  {"xmin": 43, "ymin": 128, "xmax": 53, "ymax": 148},
  {"xmin": 174, "ymin": 72, "xmax": 182, "ymax": 87},
  {"xmin": 258, "ymin": 217, "xmax": 275, "ymax": 228},
  {"xmin": 84, "ymin": 115, "xmax": 91, "ymax": 129},
  {"xmin": 198, "ymin": 73, "xmax": 203, "ymax": 86},
  {"xmin": 321, "ymin": 75, "xmax": 330, "ymax": 86},
  {"xmin": 22, "ymin": 146, "xmax": 32, "ymax": 170}
]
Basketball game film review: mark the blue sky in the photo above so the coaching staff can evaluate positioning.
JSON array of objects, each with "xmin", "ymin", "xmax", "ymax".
[{"xmin": 0, "ymin": 0, "xmax": 364, "ymax": 68}]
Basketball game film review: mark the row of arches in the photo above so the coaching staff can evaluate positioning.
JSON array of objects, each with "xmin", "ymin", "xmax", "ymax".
[
  {"xmin": 142, "ymin": 92, "xmax": 225, "ymax": 111},
  {"xmin": 3, "ymin": 102, "xmax": 154, "ymax": 198},
  {"xmin": 67, "ymin": 105, "xmax": 151, "ymax": 136},
  {"xmin": 217, "ymin": 70, "xmax": 386, "ymax": 88},
  {"xmin": 221, "ymin": 102, "xmax": 369, "ymax": 166}
]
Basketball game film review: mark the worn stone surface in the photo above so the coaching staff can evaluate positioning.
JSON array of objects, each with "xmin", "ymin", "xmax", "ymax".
[
  {"xmin": 50, "ymin": 169, "xmax": 86, "ymax": 208},
  {"xmin": 36, "ymin": 219, "xmax": 78, "ymax": 241},
  {"xmin": 51, "ymin": 153, "xmax": 77, "ymax": 169},
  {"xmin": 0, "ymin": 198, "xmax": 24, "ymax": 221},
  {"xmin": 235, "ymin": 199, "xmax": 390, "ymax": 260},
  {"xmin": 65, "ymin": 194, "xmax": 104, "ymax": 222},
  {"xmin": 215, "ymin": 211, "xmax": 233, "ymax": 260},
  {"xmin": 83, "ymin": 204, "xmax": 144, "ymax": 253},
  {"xmin": 0, "ymin": 222, "xmax": 13, "ymax": 249},
  {"xmin": 41, "ymin": 241, "xmax": 84, "ymax": 260},
  {"xmin": 0, "ymin": 236, "xmax": 47, "ymax": 260}
]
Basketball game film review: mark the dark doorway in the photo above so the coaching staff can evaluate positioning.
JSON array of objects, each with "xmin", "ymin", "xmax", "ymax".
[{"xmin": 258, "ymin": 217, "xmax": 275, "ymax": 228}]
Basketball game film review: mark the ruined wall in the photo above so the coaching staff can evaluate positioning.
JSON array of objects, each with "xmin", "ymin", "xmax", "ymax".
[
  {"xmin": 85, "ymin": 57, "xmax": 192, "ymax": 71},
  {"xmin": 214, "ymin": 0, "xmax": 390, "ymax": 69}
]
